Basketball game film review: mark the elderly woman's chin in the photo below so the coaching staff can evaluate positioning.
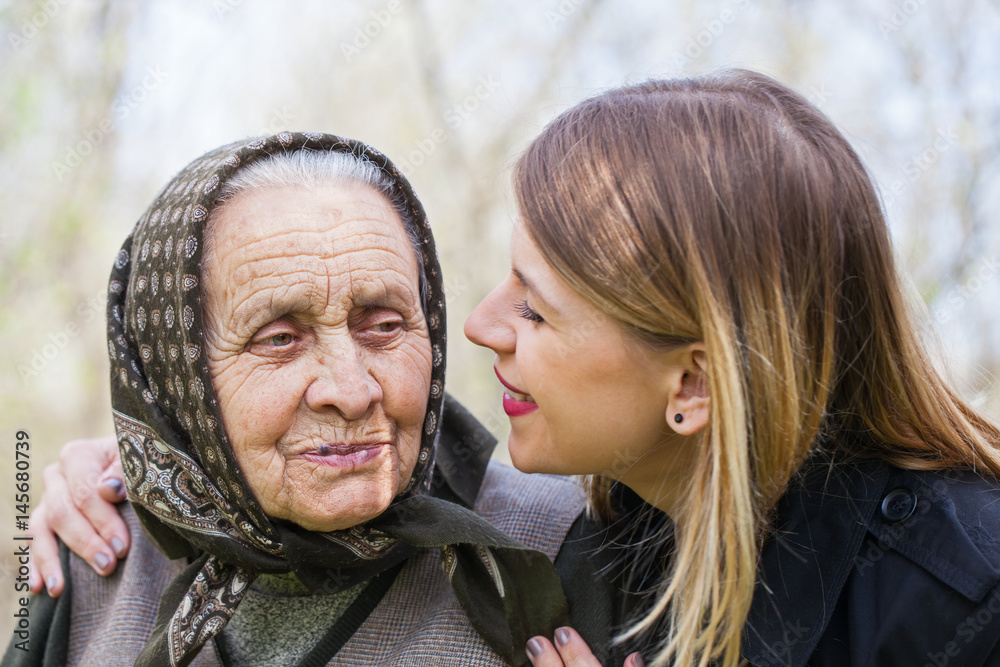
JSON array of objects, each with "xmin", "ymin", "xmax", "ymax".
[{"xmin": 248, "ymin": 441, "xmax": 418, "ymax": 532}]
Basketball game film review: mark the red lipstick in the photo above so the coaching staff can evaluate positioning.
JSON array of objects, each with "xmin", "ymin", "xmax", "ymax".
[{"xmin": 494, "ymin": 366, "xmax": 539, "ymax": 417}]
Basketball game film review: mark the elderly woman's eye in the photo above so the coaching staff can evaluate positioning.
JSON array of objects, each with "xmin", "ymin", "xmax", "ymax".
[
  {"xmin": 354, "ymin": 310, "xmax": 407, "ymax": 345},
  {"xmin": 372, "ymin": 321, "xmax": 402, "ymax": 333},
  {"xmin": 250, "ymin": 323, "xmax": 299, "ymax": 350},
  {"xmin": 355, "ymin": 308, "xmax": 406, "ymax": 335},
  {"xmin": 266, "ymin": 333, "xmax": 295, "ymax": 346}
]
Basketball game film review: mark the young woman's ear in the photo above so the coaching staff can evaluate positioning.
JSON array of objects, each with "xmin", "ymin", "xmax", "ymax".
[{"xmin": 666, "ymin": 345, "xmax": 710, "ymax": 435}]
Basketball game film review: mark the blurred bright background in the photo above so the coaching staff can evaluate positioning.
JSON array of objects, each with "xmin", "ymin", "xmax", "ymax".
[{"xmin": 2, "ymin": 0, "xmax": 999, "ymax": 640}]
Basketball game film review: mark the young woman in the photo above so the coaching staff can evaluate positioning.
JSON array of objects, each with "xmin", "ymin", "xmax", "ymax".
[
  {"xmin": 26, "ymin": 71, "xmax": 1000, "ymax": 666},
  {"xmin": 464, "ymin": 70, "xmax": 1000, "ymax": 666}
]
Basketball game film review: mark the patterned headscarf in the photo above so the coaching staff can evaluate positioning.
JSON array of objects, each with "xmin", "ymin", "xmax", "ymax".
[{"xmin": 107, "ymin": 133, "xmax": 567, "ymax": 666}]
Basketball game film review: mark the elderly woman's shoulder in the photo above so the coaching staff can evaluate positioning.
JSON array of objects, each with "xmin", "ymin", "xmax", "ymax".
[
  {"xmin": 2, "ymin": 504, "xmax": 216, "ymax": 667},
  {"xmin": 475, "ymin": 461, "xmax": 585, "ymax": 558}
]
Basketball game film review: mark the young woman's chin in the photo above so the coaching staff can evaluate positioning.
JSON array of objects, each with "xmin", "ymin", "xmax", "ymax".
[
  {"xmin": 506, "ymin": 432, "xmax": 577, "ymax": 477},
  {"xmin": 506, "ymin": 433, "xmax": 549, "ymax": 475}
]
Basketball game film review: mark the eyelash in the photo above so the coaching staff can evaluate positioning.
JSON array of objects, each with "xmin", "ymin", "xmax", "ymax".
[{"xmin": 515, "ymin": 301, "xmax": 544, "ymax": 324}]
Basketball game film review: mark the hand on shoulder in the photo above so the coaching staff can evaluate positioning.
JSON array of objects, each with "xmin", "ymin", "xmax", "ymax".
[{"xmin": 27, "ymin": 436, "xmax": 127, "ymax": 596}]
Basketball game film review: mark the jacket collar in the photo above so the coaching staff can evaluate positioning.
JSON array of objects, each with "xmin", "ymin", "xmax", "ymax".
[{"xmin": 741, "ymin": 457, "xmax": 889, "ymax": 667}]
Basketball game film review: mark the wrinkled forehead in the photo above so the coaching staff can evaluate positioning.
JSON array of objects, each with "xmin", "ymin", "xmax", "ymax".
[
  {"xmin": 200, "ymin": 182, "xmax": 423, "ymax": 319},
  {"xmin": 202, "ymin": 180, "xmax": 412, "ymax": 265}
]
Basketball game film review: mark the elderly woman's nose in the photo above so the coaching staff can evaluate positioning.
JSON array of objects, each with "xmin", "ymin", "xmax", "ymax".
[{"xmin": 304, "ymin": 354, "xmax": 384, "ymax": 420}]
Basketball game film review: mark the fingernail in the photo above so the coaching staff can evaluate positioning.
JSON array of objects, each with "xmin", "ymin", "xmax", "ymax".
[
  {"xmin": 632, "ymin": 654, "xmax": 646, "ymax": 667},
  {"xmin": 555, "ymin": 627, "xmax": 571, "ymax": 647},
  {"xmin": 526, "ymin": 638, "xmax": 544, "ymax": 659},
  {"xmin": 46, "ymin": 576, "xmax": 57, "ymax": 592},
  {"xmin": 94, "ymin": 552, "xmax": 111, "ymax": 571},
  {"xmin": 28, "ymin": 572, "xmax": 37, "ymax": 590},
  {"xmin": 111, "ymin": 537, "xmax": 126, "ymax": 557},
  {"xmin": 102, "ymin": 478, "xmax": 124, "ymax": 496}
]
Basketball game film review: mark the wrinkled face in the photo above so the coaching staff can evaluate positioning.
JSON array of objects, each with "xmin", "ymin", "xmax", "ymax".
[
  {"xmin": 202, "ymin": 182, "xmax": 432, "ymax": 532},
  {"xmin": 463, "ymin": 223, "xmax": 677, "ymax": 485}
]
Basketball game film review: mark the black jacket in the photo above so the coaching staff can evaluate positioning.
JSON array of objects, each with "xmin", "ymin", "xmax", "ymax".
[
  {"xmin": 745, "ymin": 458, "xmax": 1000, "ymax": 666},
  {"xmin": 600, "ymin": 457, "xmax": 1000, "ymax": 666}
]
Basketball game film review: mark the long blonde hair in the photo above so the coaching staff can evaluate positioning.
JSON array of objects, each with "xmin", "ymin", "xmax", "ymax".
[{"xmin": 514, "ymin": 69, "xmax": 1000, "ymax": 667}]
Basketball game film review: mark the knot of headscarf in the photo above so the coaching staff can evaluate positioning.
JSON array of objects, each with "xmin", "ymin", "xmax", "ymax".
[{"xmin": 106, "ymin": 132, "xmax": 568, "ymax": 666}]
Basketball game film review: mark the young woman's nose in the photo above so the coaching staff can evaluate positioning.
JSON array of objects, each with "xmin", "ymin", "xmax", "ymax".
[
  {"xmin": 464, "ymin": 279, "xmax": 517, "ymax": 355},
  {"xmin": 304, "ymin": 345, "xmax": 383, "ymax": 420}
]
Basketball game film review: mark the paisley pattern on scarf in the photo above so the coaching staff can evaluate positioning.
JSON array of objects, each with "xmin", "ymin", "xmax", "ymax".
[
  {"xmin": 114, "ymin": 410, "xmax": 272, "ymax": 551},
  {"xmin": 166, "ymin": 557, "xmax": 255, "ymax": 665}
]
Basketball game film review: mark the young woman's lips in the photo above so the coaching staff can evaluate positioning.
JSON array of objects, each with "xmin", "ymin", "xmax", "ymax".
[
  {"xmin": 494, "ymin": 366, "xmax": 538, "ymax": 417},
  {"xmin": 300, "ymin": 443, "xmax": 385, "ymax": 468}
]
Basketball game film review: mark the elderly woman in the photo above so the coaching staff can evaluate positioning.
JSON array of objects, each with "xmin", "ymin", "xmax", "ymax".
[{"xmin": 5, "ymin": 133, "xmax": 626, "ymax": 667}]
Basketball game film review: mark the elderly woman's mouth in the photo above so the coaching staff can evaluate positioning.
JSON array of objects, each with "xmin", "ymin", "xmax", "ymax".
[{"xmin": 300, "ymin": 443, "xmax": 387, "ymax": 468}]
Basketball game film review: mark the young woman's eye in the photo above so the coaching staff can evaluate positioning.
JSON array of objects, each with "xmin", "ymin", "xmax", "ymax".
[{"xmin": 515, "ymin": 301, "xmax": 544, "ymax": 324}]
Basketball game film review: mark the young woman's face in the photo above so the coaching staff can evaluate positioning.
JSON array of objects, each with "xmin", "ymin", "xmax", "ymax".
[{"xmin": 464, "ymin": 223, "xmax": 684, "ymax": 485}]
